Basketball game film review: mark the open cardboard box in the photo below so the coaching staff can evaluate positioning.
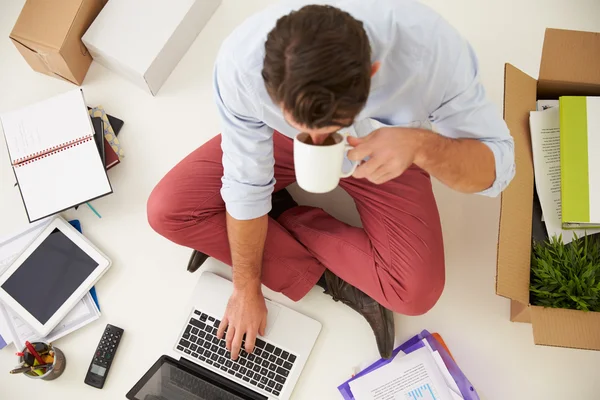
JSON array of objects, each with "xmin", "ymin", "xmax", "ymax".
[{"xmin": 498, "ymin": 28, "xmax": 600, "ymax": 350}]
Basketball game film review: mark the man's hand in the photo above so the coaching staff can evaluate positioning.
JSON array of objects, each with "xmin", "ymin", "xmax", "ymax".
[
  {"xmin": 217, "ymin": 285, "xmax": 267, "ymax": 360},
  {"xmin": 347, "ymin": 127, "xmax": 424, "ymax": 185}
]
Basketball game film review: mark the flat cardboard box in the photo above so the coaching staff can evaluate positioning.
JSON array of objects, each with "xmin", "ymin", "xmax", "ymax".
[
  {"xmin": 498, "ymin": 28, "xmax": 600, "ymax": 350},
  {"xmin": 82, "ymin": 0, "xmax": 221, "ymax": 95},
  {"xmin": 10, "ymin": 0, "xmax": 107, "ymax": 85}
]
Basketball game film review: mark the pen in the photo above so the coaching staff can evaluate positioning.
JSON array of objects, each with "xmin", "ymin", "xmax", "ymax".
[
  {"xmin": 9, "ymin": 363, "xmax": 53, "ymax": 374},
  {"xmin": 24, "ymin": 341, "xmax": 45, "ymax": 365},
  {"xmin": 86, "ymin": 202, "xmax": 102, "ymax": 218}
]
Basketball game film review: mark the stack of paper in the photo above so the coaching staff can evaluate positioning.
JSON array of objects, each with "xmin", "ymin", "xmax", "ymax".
[
  {"xmin": 529, "ymin": 100, "xmax": 600, "ymax": 243},
  {"xmin": 0, "ymin": 219, "xmax": 100, "ymax": 351},
  {"xmin": 339, "ymin": 331, "xmax": 478, "ymax": 400}
]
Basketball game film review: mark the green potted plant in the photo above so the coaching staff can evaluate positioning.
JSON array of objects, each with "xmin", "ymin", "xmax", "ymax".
[{"xmin": 530, "ymin": 234, "xmax": 600, "ymax": 312}]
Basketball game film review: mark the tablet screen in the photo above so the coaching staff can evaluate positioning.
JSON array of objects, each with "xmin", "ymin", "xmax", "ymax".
[{"xmin": 1, "ymin": 228, "xmax": 99, "ymax": 324}]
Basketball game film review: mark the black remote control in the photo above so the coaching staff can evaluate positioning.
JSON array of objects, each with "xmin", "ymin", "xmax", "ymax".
[{"xmin": 84, "ymin": 324, "xmax": 124, "ymax": 388}]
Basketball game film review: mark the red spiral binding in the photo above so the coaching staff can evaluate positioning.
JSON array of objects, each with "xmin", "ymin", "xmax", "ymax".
[{"xmin": 14, "ymin": 136, "xmax": 93, "ymax": 168}]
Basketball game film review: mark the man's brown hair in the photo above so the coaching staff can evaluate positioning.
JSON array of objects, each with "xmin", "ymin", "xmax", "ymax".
[{"xmin": 262, "ymin": 5, "xmax": 372, "ymax": 129}]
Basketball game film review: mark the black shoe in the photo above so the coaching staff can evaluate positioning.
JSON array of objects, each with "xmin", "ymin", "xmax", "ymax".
[
  {"xmin": 323, "ymin": 270, "xmax": 395, "ymax": 359},
  {"xmin": 268, "ymin": 188, "xmax": 298, "ymax": 220},
  {"xmin": 187, "ymin": 250, "xmax": 209, "ymax": 273}
]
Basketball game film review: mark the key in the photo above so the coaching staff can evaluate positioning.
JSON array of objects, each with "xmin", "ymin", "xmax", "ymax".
[
  {"xmin": 248, "ymin": 354, "xmax": 256, "ymax": 362},
  {"xmin": 277, "ymin": 367, "xmax": 289, "ymax": 377},
  {"xmin": 203, "ymin": 342, "xmax": 211, "ymax": 350},
  {"xmin": 225, "ymin": 351, "xmax": 231, "ymax": 359},
  {"xmin": 212, "ymin": 337, "xmax": 219, "ymax": 345},
  {"xmin": 261, "ymin": 367, "xmax": 268, "ymax": 376},
  {"xmin": 232, "ymin": 363, "xmax": 240, "ymax": 371},
  {"xmin": 211, "ymin": 345, "xmax": 218, "ymax": 353},
  {"xmin": 268, "ymin": 363, "xmax": 277, "ymax": 371},
  {"xmin": 211, "ymin": 353, "xmax": 218, "ymax": 361},
  {"xmin": 255, "ymin": 348, "xmax": 262, "ymax": 357},
  {"xmin": 255, "ymin": 338, "xmax": 266, "ymax": 349},
  {"xmin": 240, "ymin": 367, "xmax": 248, "ymax": 374},
  {"xmin": 253, "ymin": 364, "xmax": 262, "ymax": 373},
  {"xmin": 288, "ymin": 354, "xmax": 296, "ymax": 363},
  {"xmin": 274, "ymin": 374, "xmax": 287, "ymax": 384},
  {"xmin": 269, "ymin": 354, "xmax": 277, "ymax": 363},
  {"xmin": 273, "ymin": 390, "xmax": 280, "ymax": 396},
  {"xmin": 246, "ymin": 370, "xmax": 254, "ymax": 378},
  {"xmin": 276, "ymin": 383, "xmax": 283, "ymax": 391},
  {"xmin": 191, "ymin": 327, "xmax": 199, "ymax": 335},
  {"xmin": 199, "ymin": 313, "xmax": 208, "ymax": 322},
  {"xmin": 247, "ymin": 361, "xmax": 254, "ymax": 369},
  {"xmin": 258, "ymin": 383, "xmax": 265, "ymax": 389},
  {"xmin": 275, "ymin": 358, "xmax": 283, "ymax": 366},
  {"xmin": 221, "ymin": 366, "xmax": 228, "ymax": 372},
  {"xmin": 262, "ymin": 359, "xmax": 270, "ymax": 367},
  {"xmin": 267, "ymin": 379, "xmax": 275, "ymax": 388},
  {"xmin": 268, "ymin": 371, "xmax": 275, "ymax": 379},
  {"xmin": 218, "ymin": 348, "xmax": 225, "ymax": 356},
  {"xmin": 235, "ymin": 373, "xmax": 243, "ymax": 379},
  {"xmin": 251, "ymin": 380, "xmax": 258, "ymax": 386},
  {"xmin": 265, "ymin": 387, "xmax": 273, "ymax": 393},
  {"xmin": 281, "ymin": 351, "xmax": 290, "ymax": 359},
  {"xmin": 185, "ymin": 325, "xmax": 192, "ymax": 334},
  {"xmin": 265, "ymin": 343, "xmax": 275, "ymax": 353},
  {"xmin": 283, "ymin": 361, "xmax": 293, "ymax": 370},
  {"xmin": 183, "ymin": 333, "xmax": 190, "ymax": 339},
  {"xmin": 199, "ymin": 331, "xmax": 206, "ymax": 338},
  {"xmin": 190, "ymin": 319, "xmax": 203, "ymax": 329},
  {"xmin": 243, "ymin": 376, "xmax": 250, "ymax": 382},
  {"xmin": 184, "ymin": 349, "xmax": 191, "ymax": 354},
  {"xmin": 177, "ymin": 346, "xmax": 184, "ymax": 351},
  {"xmin": 261, "ymin": 376, "xmax": 269, "ymax": 385},
  {"xmin": 219, "ymin": 357, "xmax": 226, "ymax": 364},
  {"xmin": 225, "ymin": 360, "xmax": 233, "ymax": 368},
  {"xmin": 227, "ymin": 369, "xmax": 235, "ymax": 375},
  {"xmin": 214, "ymin": 320, "xmax": 220, "ymax": 328},
  {"xmin": 239, "ymin": 359, "xmax": 247, "ymax": 366},
  {"xmin": 274, "ymin": 348, "xmax": 282, "ymax": 357},
  {"xmin": 190, "ymin": 344, "xmax": 198, "ymax": 352},
  {"xmin": 179, "ymin": 339, "xmax": 191, "ymax": 348}
]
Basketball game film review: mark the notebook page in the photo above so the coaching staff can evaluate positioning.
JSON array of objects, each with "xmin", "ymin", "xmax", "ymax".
[
  {"xmin": 14, "ymin": 139, "xmax": 111, "ymax": 221},
  {"xmin": 0, "ymin": 89, "xmax": 93, "ymax": 164}
]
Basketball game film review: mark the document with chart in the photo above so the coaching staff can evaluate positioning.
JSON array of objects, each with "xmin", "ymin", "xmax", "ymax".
[{"xmin": 349, "ymin": 347, "xmax": 455, "ymax": 400}]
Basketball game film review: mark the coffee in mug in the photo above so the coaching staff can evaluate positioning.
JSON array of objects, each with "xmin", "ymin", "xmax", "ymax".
[{"xmin": 293, "ymin": 132, "xmax": 358, "ymax": 193}]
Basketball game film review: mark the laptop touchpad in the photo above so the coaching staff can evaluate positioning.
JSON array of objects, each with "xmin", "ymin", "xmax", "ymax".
[{"xmin": 264, "ymin": 300, "xmax": 280, "ymax": 337}]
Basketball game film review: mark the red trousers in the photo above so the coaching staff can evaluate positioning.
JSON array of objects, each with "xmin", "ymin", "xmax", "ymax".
[{"xmin": 147, "ymin": 132, "xmax": 445, "ymax": 315}]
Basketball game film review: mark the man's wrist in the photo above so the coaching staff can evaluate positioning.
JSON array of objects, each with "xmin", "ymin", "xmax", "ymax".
[
  {"xmin": 233, "ymin": 276, "xmax": 262, "ymax": 293},
  {"xmin": 409, "ymin": 128, "xmax": 433, "ymax": 168}
]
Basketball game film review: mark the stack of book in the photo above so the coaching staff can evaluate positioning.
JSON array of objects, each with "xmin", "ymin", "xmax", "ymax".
[
  {"xmin": 0, "ymin": 89, "xmax": 125, "ymax": 222},
  {"xmin": 529, "ymin": 96, "xmax": 600, "ymax": 243}
]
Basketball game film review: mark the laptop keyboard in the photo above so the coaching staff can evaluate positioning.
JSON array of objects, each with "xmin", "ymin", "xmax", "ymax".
[{"xmin": 176, "ymin": 310, "xmax": 297, "ymax": 398}]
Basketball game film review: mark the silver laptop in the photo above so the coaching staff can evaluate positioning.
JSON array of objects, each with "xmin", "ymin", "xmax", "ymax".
[{"xmin": 172, "ymin": 272, "xmax": 321, "ymax": 400}]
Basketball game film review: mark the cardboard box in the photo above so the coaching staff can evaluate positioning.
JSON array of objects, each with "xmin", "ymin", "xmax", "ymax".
[
  {"xmin": 498, "ymin": 28, "xmax": 600, "ymax": 350},
  {"xmin": 82, "ymin": 0, "xmax": 221, "ymax": 95},
  {"xmin": 10, "ymin": 0, "xmax": 107, "ymax": 85}
]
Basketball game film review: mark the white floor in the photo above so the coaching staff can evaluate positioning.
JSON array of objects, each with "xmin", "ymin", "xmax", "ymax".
[{"xmin": 1, "ymin": 0, "xmax": 600, "ymax": 399}]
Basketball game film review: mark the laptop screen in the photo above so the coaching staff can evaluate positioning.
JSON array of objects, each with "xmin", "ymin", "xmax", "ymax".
[{"xmin": 127, "ymin": 357, "xmax": 265, "ymax": 400}]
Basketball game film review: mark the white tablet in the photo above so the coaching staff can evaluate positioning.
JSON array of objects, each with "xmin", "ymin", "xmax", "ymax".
[{"xmin": 0, "ymin": 216, "xmax": 111, "ymax": 337}]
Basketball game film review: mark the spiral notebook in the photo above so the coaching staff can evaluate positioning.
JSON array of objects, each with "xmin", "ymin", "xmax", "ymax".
[{"xmin": 0, "ymin": 89, "xmax": 112, "ymax": 222}]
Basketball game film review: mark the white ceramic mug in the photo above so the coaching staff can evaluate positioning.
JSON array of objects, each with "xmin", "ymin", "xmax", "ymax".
[{"xmin": 293, "ymin": 132, "xmax": 358, "ymax": 193}]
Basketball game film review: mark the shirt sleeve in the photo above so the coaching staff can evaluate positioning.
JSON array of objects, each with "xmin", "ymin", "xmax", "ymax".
[
  {"xmin": 428, "ymin": 23, "xmax": 515, "ymax": 198},
  {"xmin": 214, "ymin": 57, "xmax": 275, "ymax": 220}
]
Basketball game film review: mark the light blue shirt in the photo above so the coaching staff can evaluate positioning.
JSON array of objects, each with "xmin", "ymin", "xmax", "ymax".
[{"xmin": 214, "ymin": 0, "xmax": 515, "ymax": 220}]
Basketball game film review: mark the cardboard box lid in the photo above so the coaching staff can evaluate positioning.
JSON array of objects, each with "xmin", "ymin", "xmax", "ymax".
[
  {"xmin": 538, "ymin": 29, "xmax": 600, "ymax": 97},
  {"xmin": 496, "ymin": 64, "xmax": 537, "ymax": 304},
  {"xmin": 10, "ymin": 0, "xmax": 86, "ymax": 51},
  {"xmin": 83, "ymin": 0, "xmax": 197, "ymax": 74},
  {"xmin": 531, "ymin": 306, "xmax": 600, "ymax": 350}
]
